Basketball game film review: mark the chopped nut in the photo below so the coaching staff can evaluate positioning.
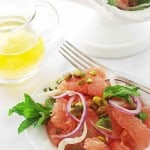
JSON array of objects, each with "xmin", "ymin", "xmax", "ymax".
[
  {"xmin": 89, "ymin": 70, "xmax": 97, "ymax": 76},
  {"xmin": 97, "ymin": 106, "xmax": 107, "ymax": 115},
  {"xmin": 97, "ymin": 136, "xmax": 106, "ymax": 143},
  {"xmin": 78, "ymin": 79, "xmax": 85, "ymax": 86},
  {"xmin": 86, "ymin": 78, "xmax": 93, "ymax": 84},
  {"xmin": 71, "ymin": 102, "xmax": 76, "ymax": 107},
  {"xmin": 102, "ymin": 100, "xmax": 108, "ymax": 106},
  {"xmin": 73, "ymin": 70, "xmax": 82, "ymax": 77},
  {"xmin": 48, "ymin": 87, "xmax": 53, "ymax": 91},
  {"xmin": 43, "ymin": 87, "xmax": 53, "ymax": 92},
  {"xmin": 81, "ymin": 72, "xmax": 86, "ymax": 77},
  {"xmin": 70, "ymin": 103, "xmax": 83, "ymax": 117},
  {"xmin": 93, "ymin": 96, "xmax": 102, "ymax": 106},
  {"xmin": 56, "ymin": 77, "xmax": 63, "ymax": 84},
  {"xmin": 75, "ymin": 102, "xmax": 83, "ymax": 108},
  {"xmin": 90, "ymin": 102, "xmax": 98, "ymax": 110},
  {"xmin": 63, "ymin": 73, "xmax": 72, "ymax": 81},
  {"xmin": 73, "ymin": 70, "xmax": 86, "ymax": 78}
]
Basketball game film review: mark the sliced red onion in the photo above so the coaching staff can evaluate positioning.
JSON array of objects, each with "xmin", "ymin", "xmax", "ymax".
[
  {"xmin": 66, "ymin": 96, "xmax": 80, "ymax": 122},
  {"xmin": 109, "ymin": 96, "xmax": 142, "ymax": 115},
  {"xmin": 52, "ymin": 91, "xmax": 87, "ymax": 139}
]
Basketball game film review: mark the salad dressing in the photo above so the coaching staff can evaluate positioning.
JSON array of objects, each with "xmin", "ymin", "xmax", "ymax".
[{"xmin": 0, "ymin": 16, "xmax": 44, "ymax": 79}]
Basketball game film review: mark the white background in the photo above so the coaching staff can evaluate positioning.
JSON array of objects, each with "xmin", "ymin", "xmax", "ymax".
[{"xmin": 1, "ymin": 0, "xmax": 150, "ymax": 150}]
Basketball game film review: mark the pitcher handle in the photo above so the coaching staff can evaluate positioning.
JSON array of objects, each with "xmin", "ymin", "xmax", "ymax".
[{"xmin": 34, "ymin": 0, "xmax": 60, "ymax": 43}]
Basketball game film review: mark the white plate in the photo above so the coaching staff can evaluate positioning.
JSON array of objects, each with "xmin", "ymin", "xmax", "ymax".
[{"xmin": 25, "ymin": 72, "xmax": 150, "ymax": 150}]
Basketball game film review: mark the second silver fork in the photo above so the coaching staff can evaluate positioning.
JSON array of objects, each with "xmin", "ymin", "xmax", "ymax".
[{"xmin": 60, "ymin": 41, "xmax": 150, "ymax": 94}]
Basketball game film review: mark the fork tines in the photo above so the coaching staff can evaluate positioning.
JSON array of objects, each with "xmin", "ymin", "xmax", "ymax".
[
  {"xmin": 60, "ymin": 41, "xmax": 105, "ymax": 71},
  {"xmin": 60, "ymin": 41, "xmax": 150, "ymax": 94}
]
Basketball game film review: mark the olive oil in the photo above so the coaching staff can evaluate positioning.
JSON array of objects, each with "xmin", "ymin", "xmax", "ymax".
[{"xmin": 0, "ymin": 17, "xmax": 45, "ymax": 80}]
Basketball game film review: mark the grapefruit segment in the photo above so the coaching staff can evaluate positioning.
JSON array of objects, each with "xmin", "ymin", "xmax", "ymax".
[
  {"xmin": 84, "ymin": 137, "xmax": 109, "ymax": 150},
  {"xmin": 86, "ymin": 108, "xmax": 100, "ymax": 138},
  {"xmin": 110, "ymin": 140, "xmax": 130, "ymax": 150},
  {"xmin": 51, "ymin": 98, "xmax": 77, "ymax": 131},
  {"xmin": 112, "ymin": 108, "xmax": 150, "ymax": 150},
  {"xmin": 47, "ymin": 98, "xmax": 77, "ymax": 146},
  {"xmin": 120, "ymin": 129, "xmax": 136, "ymax": 148},
  {"xmin": 58, "ymin": 67, "xmax": 107, "ymax": 96}
]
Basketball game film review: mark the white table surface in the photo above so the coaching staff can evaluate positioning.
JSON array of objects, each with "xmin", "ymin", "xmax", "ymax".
[{"xmin": 1, "ymin": 0, "xmax": 150, "ymax": 150}]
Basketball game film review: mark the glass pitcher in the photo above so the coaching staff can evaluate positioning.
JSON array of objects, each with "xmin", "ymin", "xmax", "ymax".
[{"xmin": 0, "ymin": 0, "xmax": 59, "ymax": 84}]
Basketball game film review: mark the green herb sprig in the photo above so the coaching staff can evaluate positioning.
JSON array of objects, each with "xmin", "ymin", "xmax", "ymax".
[
  {"xmin": 103, "ymin": 85, "xmax": 140, "ymax": 103},
  {"xmin": 137, "ymin": 112, "xmax": 148, "ymax": 122},
  {"xmin": 136, "ymin": 0, "xmax": 150, "ymax": 5},
  {"xmin": 8, "ymin": 94, "xmax": 55, "ymax": 133},
  {"xmin": 96, "ymin": 117, "xmax": 112, "ymax": 131}
]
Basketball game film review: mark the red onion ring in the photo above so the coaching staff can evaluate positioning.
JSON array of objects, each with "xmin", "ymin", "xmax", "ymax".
[
  {"xmin": 52, "ymin": 91, "xmax": 87, "ymax": 139},
  {"xmin": 109, "ymin": 96, "xmax": 142, "ymax": 115}
]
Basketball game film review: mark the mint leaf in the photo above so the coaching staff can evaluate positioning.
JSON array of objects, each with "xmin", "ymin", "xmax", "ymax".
[
  {"xmin": 103, "ymin": 85, "xmax": 140, "ymax": 103},
  {"xmin": 96, "ymin": 117, "xmax": 112, "ymax": 130},
  {"xmin": 35, "ymin": 103, "xmax": 50, "ymax": 114},
  {"xmin": 137, "ymin": 112, "xmax": 148, "ymax": 122},
  {"xmin": 35, "ymin": 112, "xmax": 49, "ymax": 127},
  {"xmin": 23, "ymin": 108, "xmax": 40, "ymax": 119},
  {"xmin": 136, "ymin": 0, "xmax": 150, "ymax": 5},
  {"xmin": 8, "ymin": 102, "xmax": 26, "ymax": 116},
  {"xmin": 8, "ymin": 93, "xmax": 55, "ymax": 133},
  {"xmin": 18, "ymin": 118, "xmax": 39, "ymax": 134},
  {"xmin": 24, "ymin": 94, "xmax": 39, "ymax": 111}
]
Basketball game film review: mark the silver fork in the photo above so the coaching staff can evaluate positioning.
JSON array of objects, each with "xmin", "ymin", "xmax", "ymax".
[{"xmin": 59, "ymin": 41, "xmax": 150, "ymax": 94}]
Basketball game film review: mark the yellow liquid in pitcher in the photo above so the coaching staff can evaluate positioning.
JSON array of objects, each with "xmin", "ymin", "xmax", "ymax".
[{"xmin": 0, "ymin": 17, "xmax": 45, "ymax": 79}]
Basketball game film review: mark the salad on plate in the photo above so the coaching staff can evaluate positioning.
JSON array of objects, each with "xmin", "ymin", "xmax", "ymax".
[
  {"xmin": 107, "ymin": 0, "xmax": 150, "ymax": 10},
  {"xmin": 9, "ymin": 67, "xmax": 150, "ymax": 150}
]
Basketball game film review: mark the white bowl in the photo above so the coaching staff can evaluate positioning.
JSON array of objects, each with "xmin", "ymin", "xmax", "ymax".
[
  {"xmin": 66, "ymin": 0, "xmax": 150, "ymax": 58},
  {"xmin": 94, "ymin": 0, "xmax": 150, "ymax": 23}
]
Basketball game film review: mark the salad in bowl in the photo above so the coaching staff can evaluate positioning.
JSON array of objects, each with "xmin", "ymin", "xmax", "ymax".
[
  {"xmin": 94, "ymin": 0, "xmax": 150, "ymax": 22},
  {"xmin": 107, "ymin": 0, "xmax": 150, "ymax": 11},
  {"xmin": 9, "ymin": 67, "xmax": 150, "ymax": 150}
]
